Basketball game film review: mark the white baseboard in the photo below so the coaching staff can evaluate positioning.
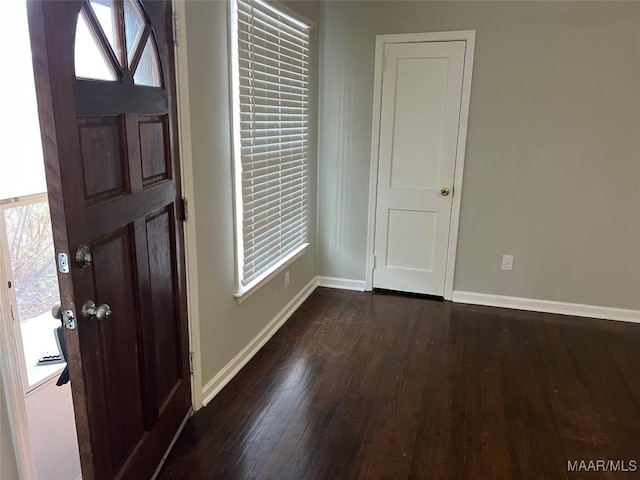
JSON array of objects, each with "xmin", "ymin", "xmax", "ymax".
[
  {"xmin": 452, "ymin": 291, "xmax": 640, "ymax": 324},
  {"xmin": 201, "ymin": 277, "xmax": 319, "ymax": 406},
  {"xmin": 316, "ymin": 276, "xmax": 366, "ymax": 291}
]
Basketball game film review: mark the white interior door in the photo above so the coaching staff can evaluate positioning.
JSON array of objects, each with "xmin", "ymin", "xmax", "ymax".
[{"xmin": 373, "ymin": 41, "xmax": 466, "ymax": 295}]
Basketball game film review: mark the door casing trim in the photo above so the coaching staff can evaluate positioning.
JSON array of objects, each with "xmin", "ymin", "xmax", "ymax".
[
  {"xmin": 0, "ymin": 252, "xmax": 38, "ymax": 479},
  {"xmin": 364, "ymin": 31, "xmax": 476, "ymax": 300},
  {"xmin": 172, "ymin": 0, "xmax": 203, "ymax": 411}
]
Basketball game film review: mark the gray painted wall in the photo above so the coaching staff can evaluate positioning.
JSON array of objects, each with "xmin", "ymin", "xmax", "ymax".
[
  {"xmin": 184, "ymin": 0, "xmax": 320, "ymax": 385},
  {"xmin": 317, "ymin": 1, "xmax": 640, "ymax": 310}
]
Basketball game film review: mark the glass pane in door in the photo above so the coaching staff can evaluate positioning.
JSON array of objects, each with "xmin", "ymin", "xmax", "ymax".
[
  {"xmin": 3, "ymin": 199, "xmax": 64, "ymax": 388},
  {"xmin": 124, "ymin": 0, "xmax": 146, "ymax": 63},
  {"xmin": 88, "ymin": 0, "xmax": 118, "ymax": 59},
  {"xmin": 133, "ymin": 36, "xmax": 162, "ymax": 87},
  {"xmin": 74, "ymin": 9, "xmax": 117, "ymax": 81}
]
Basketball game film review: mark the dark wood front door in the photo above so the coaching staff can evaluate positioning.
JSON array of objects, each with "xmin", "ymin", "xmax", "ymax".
[{"xmin": 27, "ymin": 1, "xmax": 191, "ymax": 478}]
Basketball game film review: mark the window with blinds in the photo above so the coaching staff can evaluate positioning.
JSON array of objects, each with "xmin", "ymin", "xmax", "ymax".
[{"xmin": 231, "ymin": 0, "xmax": 311, "ymax": 294}]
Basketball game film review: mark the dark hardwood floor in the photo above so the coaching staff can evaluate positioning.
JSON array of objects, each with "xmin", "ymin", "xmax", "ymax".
[{"xmin": 159, "ymin": 288, "xmax": 640, "ymax": 479}]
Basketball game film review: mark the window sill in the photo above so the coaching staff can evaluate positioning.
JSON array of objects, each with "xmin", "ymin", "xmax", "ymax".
[{"xmin": 234, "ymin": 243, "xmax": 309, "ymax": 304}]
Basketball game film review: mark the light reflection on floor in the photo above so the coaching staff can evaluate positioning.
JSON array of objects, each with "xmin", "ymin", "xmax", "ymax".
[{"xmin": 237, "ymin": 355, "xmax": 314, "ymax": 477}]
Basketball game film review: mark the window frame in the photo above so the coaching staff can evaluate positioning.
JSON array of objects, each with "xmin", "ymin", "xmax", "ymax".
[
  {"xmin": 229, "ymin": 0, "xmax": 312, "ymax": 302},
  {"xmin": 0, "ymin": 193, "xmax": 65, "ymax": 393}
]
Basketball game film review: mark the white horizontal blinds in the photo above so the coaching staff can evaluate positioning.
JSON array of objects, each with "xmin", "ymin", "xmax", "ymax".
[{"xmin": 236, "ymin": 0, "xmax": 310, "ymax": 286}]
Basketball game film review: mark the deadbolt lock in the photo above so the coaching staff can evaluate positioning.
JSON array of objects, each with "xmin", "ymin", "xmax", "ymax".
[{"xmin": 75, "ymin": 245, "xmax": 92, "ymax": 268}]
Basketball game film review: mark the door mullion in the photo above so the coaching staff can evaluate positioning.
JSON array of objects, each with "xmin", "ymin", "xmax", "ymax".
[{"xmin": 115, "ymin": 0, "xmax": 128, "ymax": 78}]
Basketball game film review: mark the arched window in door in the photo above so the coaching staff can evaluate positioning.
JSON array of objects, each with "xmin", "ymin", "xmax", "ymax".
[{"xmin": 74, "ymin": 0, "xmax": 162, "ymax": 87}]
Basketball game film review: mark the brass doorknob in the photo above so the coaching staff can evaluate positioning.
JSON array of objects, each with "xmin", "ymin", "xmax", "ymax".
[
  {"xmin": 440, "ymin": 186, "xmax": 451, "ymax": 196},
  {"xmin": 82, "ymin": 300, "xmax": 112, "ymax": 321},
  {"xmin": 51, "ymin": 303, "xmax": 63, "ymax": 320}
]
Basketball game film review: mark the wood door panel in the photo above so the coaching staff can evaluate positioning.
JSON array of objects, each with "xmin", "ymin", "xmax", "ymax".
[
  {"xmin": 91, "ymin": 227, "xmax": 146, "ymax": 475},
  {"xmin": 78, "ymin": 116, "xmax": 129, "ymax": 205},
  {"xmin": 85, "ymin": 182, "xmax": 175, "ymax": 242},
  {"xmin": 139, "ymin": 115, "xmax": 171, "ymax": 187},
  {"xmin": 145, "ymin": 206, "xmax": 181, "ymax": 411},
  {"xmin": 28, "ymin": 1, "xmax": 191, "ymax": 478}
]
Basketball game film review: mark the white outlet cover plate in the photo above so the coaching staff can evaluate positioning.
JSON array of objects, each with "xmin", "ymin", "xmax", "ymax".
[{"xmin": 501, "ymin": 255, "xmax": 513, "ymax": 270}]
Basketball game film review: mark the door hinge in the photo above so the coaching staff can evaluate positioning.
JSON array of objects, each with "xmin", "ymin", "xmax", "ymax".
[
  {"xmin": 180, "ymin": 197, "xmax": 188, "ymax": 221},
  {"xmin": 381, "ymin": 55, "xmax": 386, "ymax": 73},
  {"xmin": 188, "ymin": 351, "xmax": 195, "ymax": 375},
  {"xmin": 173, "ymin": 11, "xmax": 179, "ymax": 47},
  {"xmin": 372, "ymin": 255, "xmax": 377, "ymax": 269}
]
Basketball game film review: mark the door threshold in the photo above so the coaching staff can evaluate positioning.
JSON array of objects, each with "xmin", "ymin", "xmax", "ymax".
[{"xmin": 372, "ymin": 288, "xmax": 444, "ymax": 301}]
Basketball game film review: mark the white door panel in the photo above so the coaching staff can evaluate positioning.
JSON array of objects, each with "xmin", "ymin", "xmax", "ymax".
[{"xmin": 373, "ymin": 41, "xmax": 466, "ymax": 295}]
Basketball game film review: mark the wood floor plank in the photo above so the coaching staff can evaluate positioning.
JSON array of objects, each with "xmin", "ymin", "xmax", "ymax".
[{"xmin": 159, "ymin": 289, "xmax": 640, "ymax": 480}]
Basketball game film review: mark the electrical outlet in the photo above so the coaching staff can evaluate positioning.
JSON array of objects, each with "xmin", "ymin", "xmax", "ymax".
[
  {"xmin": 501, "ymin": 255, "xmax": 514, "ymax": 271},
  {"xmin": 284, "ymin": 271, "xmax": 290, "ymax": 289}
]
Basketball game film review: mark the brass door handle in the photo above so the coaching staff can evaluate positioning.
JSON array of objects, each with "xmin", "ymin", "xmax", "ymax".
[
  {"xmin": 440, "ymin": 186, "xmax": 451, "ymax": 197},
  {"xmin": 82, "ymin": 300, "xmax": 112, "ymax": 321},
  {"xmin": 51, "ymin": 303, "xmax": 63, "ymax": 320}
]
